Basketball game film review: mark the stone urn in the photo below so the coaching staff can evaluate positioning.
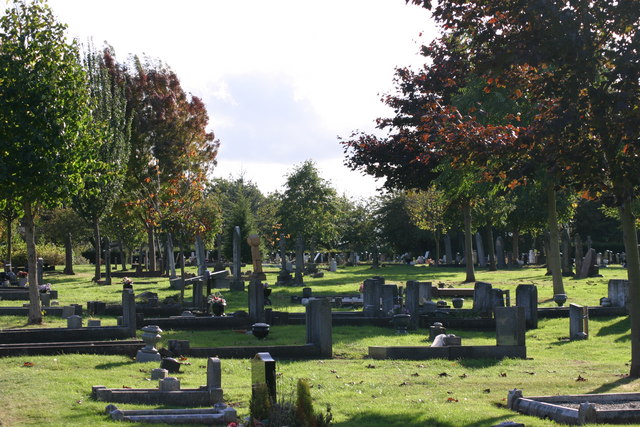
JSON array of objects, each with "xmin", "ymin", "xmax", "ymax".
[
  {"xmin": 553, "ymin": 293, "xmax": 568, "ymax": 307},
  {"xmin": 136, "ymin": 325, "xmax": 163, "ymax": 363},
  {"xmin": 392, "ymin": 313, "xmax": 411, "ymax": 334},
  {"xmin": 452, "ymin": 297, "xmax": 464, "ymax": 309},
  {"xmin": 252, "ymin": 323, "xmax": 270, "ymax": 340}
]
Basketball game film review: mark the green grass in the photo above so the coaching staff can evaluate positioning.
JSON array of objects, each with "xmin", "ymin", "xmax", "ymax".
[{"xmin": 1, "ymin": 263, "xmax": 639, "ymax": 426}]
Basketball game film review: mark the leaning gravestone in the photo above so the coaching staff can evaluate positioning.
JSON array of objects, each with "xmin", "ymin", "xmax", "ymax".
[
  {"xmin": 569, "ymin": 303, "xmax": 588, "ymax": 340},
  {"xmin": 252, "ymin": 352, "xmax": 276, "ymax": 401},
  {"xmin": 579, "ymin": 248, "xmax": 595, "ymax": 278}
]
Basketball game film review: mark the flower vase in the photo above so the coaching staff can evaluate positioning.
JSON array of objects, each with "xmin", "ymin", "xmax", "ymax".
[{"xmin": 211, "ymin": 303, "xmax": 225, "ymax": 316}]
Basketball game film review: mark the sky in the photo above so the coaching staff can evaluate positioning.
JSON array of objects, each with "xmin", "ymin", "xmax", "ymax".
[{"xmin": 46, "ymin": 0, "xmax": 437, "ymax": 199}]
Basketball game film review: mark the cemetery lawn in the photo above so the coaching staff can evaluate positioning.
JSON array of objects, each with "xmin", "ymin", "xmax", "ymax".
[{"xmin": 0, "ymin": 264, "xmax": 638, "ymax": 426}]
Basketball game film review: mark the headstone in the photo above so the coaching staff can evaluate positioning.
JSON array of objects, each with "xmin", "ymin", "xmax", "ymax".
[
  {"xmin": 160, "ymin": 357, "xmax": 181, "ymax": 373},
  {"xmin": 195, "ymin": 234, "xmax": 207, "ymax": 277},
  {"xmin": 381, "ymin": 284, "xmax": 397, "ymax": 316},
  {"xmin": 362, "ymin": 278, "xmax": 382, "ymax": 317},
  {"xmin": 444, "ymin": 233, "xmax": 453, "ymax": 265},
  {"xmin": 329, "ymin": 258, "xmax": 337, "ymax": 272},
  {"xmin": 169, "ymin": 277, "xmax": 184, "ymax": 290},
  {"xmin": 167, "ymin": 233, "xmax": 176, "ymax": 278},
  {"xmin": 515, "ymin": 284, "xmax": 538, "ymax": 329},
  {"xmin": 429, "ymin": 322, "xmax": 446, "ymax": 341},
  {"xmin": 103, "ymin": 237, "xmax": 112, "ymax": 285},
  {"xmin": 247, "ymin": 234, "xmax": 266, "ymax": 280},
  {"xmin": 151, "ymin": 368, "xmax": 168, "ymax": 380},
  {"xmin": 528, "ymin": 249, "xmax": 536, "ymax": 265},
  {"xmin": 122, "ymin": 289, "xmax": 137, "ymax": 337},
  {"xmin": 40, "ymin": 292, "xmax": 51, "ymax": 307},
  {"xmin": 476, "ymin": 232, "xmax": 487, "ymax": 267},
  {"xmin": 579, "ymin": 248, "xmax": 595, "ymax": 278},
  {"xmin": 278, "ymin": 234, "xmax": 287, "ymax": 271},
  {"xmin": 496, "ymin": 237, "xmax": 506, "ymax": 269},
  {"xmin": 192, "ymin": 280, "xmax": 204, "ymax": 309},
  {"xmin": 596, "ymin": 252, "xmax": 603, "ymax": 266},
  {"xmin": 62, "ymin": 305, "xmax": 75, "ymax": 318},
  {"xmin": 495, "ymin": 306, "xmax": 526, "ymax": 346},
  {"xmin": 473, "ymin": 282, "xmax": 493, "ymax": 316},
  {"xmin": 302, "ymin": 287, "xmax": 312, "ymax": 298},
  {"xmin": 207, "ymin": 357, "xmax": 223, "ymax": 403},
  {"xmin": 248, "ymin": 280, "xmax": 266, "ymax": 323},
  {"xmin": 88, "ymin": 319, "xmax": 101, "ymax": 327},
  {"xmin": 405, "ymin": 281, "xmax": 420, "ymax": 330},
  {"xmin": 574, "ymin": 233, "xmax": 583, "ymax": 275},
  {"xmin": 608, "ymin": 279, "xmax": 629, "ymax": 309},
  {"xmin": 159, "ymin": 377, "xmax": 180, "ymax": 392},
  {"xmin": 569, "ymin": 303, "xmax": 589, "ymax": 340},
  {"xmin": 305, "ymin": 298, "xmax": 332, "ymax": 358},
  {"xmin": 37, "ymin": 257, "xmax": 44, "ymax": 287},
  {"xmin": 252, "ymin": 353, "xmax": 276, "ymax": 401},
  {"xmin": 491, "ymin": 288, "xmax": 506, "ymax": 309},
  {"xmin": 67, "ymin": 315, "xmax": 82, "ymax": 329},
  {"xmin": 295, "ymin": 235, "xmax": 304, "ymax": 285}
]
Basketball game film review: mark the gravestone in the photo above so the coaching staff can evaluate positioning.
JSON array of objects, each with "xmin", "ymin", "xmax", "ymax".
[
  {"xmin": 444, "ymin": 233, "xmax": 453, "ymax": 265},
  {"xmin": 151, "ymin": 368, "xmax": 168, "ymax": 380},
  {"xmin": 362, "ymin": 278, "xmax": 383, "ymax": 317},
  {"xmin": 515, "ymin": 284, "xmax": 538, "ymax": 329},
  {"xmin": 579, "ymin": 248, "xmax": 595, "ymax": 278},
  {"xmin": 252, "ymin": 352, "xmax": 276, "ymax": 401},
  {"xmin": 195, "ymin": 234, "xmax": 207, "ymax": 278},
  {"xmin": 230, "ymin": 226, "xmax": 244, "ymax": 291},
  {"xmin": 207, "ymin": 357, "xmax": 223, "ymax": 403},
  {"xmin": 306, "ymin": 298, "xmax": 332, "ymax": 357},
  {"xmin": 294, "ymin": 235, "xmax": 304, "ymax": 285},
  {"xmin": 167, "ymin": 233, "xmax": 176, "ymax": 278},
  {"xmin": 248, "ymin": 280, "xmax": 266, "ymax": 323},
  {"xmin": 67, "ymin": 315, "xmax": 82, "ymax": 329},
  {"xmin": 574, "ymin": 233, "xmax": 583, "ymax": 275},
  {"xmin": 495, "ymin": 306, "xmax": 526, "ymax": 346},
  {"xmin": 608, "ymin": 279, "xmax": 629, "ymax": 310},
  {"xmin": 192, "ymin": 280, "xmax": 204, "ymax": 309},
  {"xmin": 491, "ymin": 288, "xmax": 506, "ymax": 309},
  {"xmin": 88, "ymin": 319, "xmax": 101, "ymax": 327},
  {"xmin": 62, "ymin": 305, "xmax": 76, "ymax": 318},
  {"xmin": 37, "ymin": 257, "xmax": 44, "ymax": 287},
  {"xmin": 496, "ymin": 237, "xmax": 506, "ymax": 269},
  {"xmin": 561, "ymin": 229, "xmax": 573, "ymax": 276},
  {"xmin": 596, "ymin": 252, "xmax": 603, "ymax": 266},
  {"xmin": 476, "ymin": 232, "xmax": 487, "ymax": 267},
  {"xmin": 329, "ymin": 258, "xmax": 337, "ymax": 272},
  {"xmin": 473, "ymin": 282, "xmax": 494, "ymax": 316},
  {"xmin": 122, "ymin": 289, "xmax": 137, "ymax": 337},
  {"xmin": 381, "ymin": 284, "xmax": 397, "ymax": 316},
  {"xmin": 569, "ymin": 303, "xmax": 589, "ymax": 340},
  {"xmin": 247, "ymin": 234, "xmax": 266, "ymax": 281},
  {"xmin": 429, "ymin": 322, "xmax": 446, "ymax": 341},
  {"xmin": 40, "ymin": 292, "xmax": 51, "ymax": 307},
  {"xmin": 528, "ymin": 249, "xmax": 536, "ymax": 265},
  {"xmin": 405, "ymin": 281, "xmax": 421, "ymax": 330},
  {"xmin": 159, "ymin": 377, "xmax": 180, "ymax": 392}
]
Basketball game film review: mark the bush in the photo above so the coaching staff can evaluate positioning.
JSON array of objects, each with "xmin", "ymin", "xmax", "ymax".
[{"xmin": 10, "ymin": 242, "xmax": 65, "ymax": 267}]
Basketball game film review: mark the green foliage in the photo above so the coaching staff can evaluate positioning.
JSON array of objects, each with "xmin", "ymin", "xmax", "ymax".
[
  {"xmin": 0, "ymin": 0, "xmax": 92, "ymax": 207},
  {"xmin": 10, "ymin": 241, "xmax": 65, "ymax": 267},
  {"xmin": 295, "ymin": 378, "xmax": 315, "ymax": 426},
  {"xmin": 374, "ymin": 191, "xmax": 432, "ymax": 256},
  {"xmin": 223, "ymin": 192, "xmax": 256, "ymax": 263},
  {"xmin": 278, "ymin": 161, "xmax": 340, "ymax": 249}
]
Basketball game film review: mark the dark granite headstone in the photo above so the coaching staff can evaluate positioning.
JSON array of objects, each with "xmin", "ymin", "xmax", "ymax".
[
  {"xmin": 515, "ymin": 284, "xmax": 538, "ymax": 329},
  {"xmin": 252, "ymin": 352, "xmax": 276, "ymax": 401},
  {"xmin": 495, "ymin": 306, "xmax": 525, "ymax": 346}
]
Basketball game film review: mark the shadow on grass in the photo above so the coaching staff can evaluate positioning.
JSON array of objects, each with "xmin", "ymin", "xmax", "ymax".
[
  {"xmin": 456, "ymin": 358, "xmax": 503, "ymax": 369},
  {"xmin": 335, "ymin": 412, "xmax": 515, "ymax": 427},
  {"xmin": 596, "ymin": 317, "xmax": 629, "ymax": 337},
  {"xmin": 95, "ymin": 361, "xmax": 135, "ymax": 370},
  {"xmin": 588, "ymin": 375, "xmax": 640, "ymax": 394}
]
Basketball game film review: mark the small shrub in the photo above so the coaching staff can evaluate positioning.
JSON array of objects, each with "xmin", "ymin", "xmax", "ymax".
[
  {"xmin": 250, "ymin": 383, "xmax": 272, "ymax": 422},
  {"xmin": 295, "ymin": 378, "xmax": 315, "ymax": 427},
  {"xmin": 11, "ymin": 242, "xmax": 65, "ymax": 267}
]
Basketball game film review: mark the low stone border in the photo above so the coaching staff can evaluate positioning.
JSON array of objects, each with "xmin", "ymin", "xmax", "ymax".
[
  {"xmin": 369, "ymin": 345, "xmax": 526, "ymax": 360},
  {"xmin": 105, "ymin": 404, "xmax": 236, "ymax": 425},
  {"xmin": 508, "ymin": 389, "xmax": 640, "ymax": 425},
  {"xmin": 0, "ymin": 340, "xmax": 144, "ymax": 357}
]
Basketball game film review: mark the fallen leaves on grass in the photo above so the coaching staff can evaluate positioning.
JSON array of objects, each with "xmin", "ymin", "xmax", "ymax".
[
  {"xmin": 499, "ymin": 372, "xmax": 507, "ymax": 377},
  {"xmin": 22, "ymin": 362, "xmax": 34, "ymax": 367},
  {"xmin": 483, "ymin": 388, "xmax": 491, "ymax": 393},
  {"xmin": 399, "ymin": 381, "xmax": 409, "ymax": 386},
  {"xmin": 576, "ymin": 375, "xmax": 587, "ymax": 382},
  {"xmin": 366, "ymin": 364, "xmax": 376, "ymax": 369},
  {"xmin": 446, "ymin": 397, "xmax": 458, "ymax": 403},
  {"xmin": 438, "ymin": 372, "xmax": 450, "ymax": 377},
  {"xmin": 411, "ymin": 372, "xmax": 420, "ymax": 377},
  {"xmin": 459, "ymin": 373, "xmax": 467, "ymax": 378}
]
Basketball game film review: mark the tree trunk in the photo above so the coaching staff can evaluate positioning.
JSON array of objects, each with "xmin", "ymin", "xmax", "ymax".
[
  {"xmin": 147, "ymin": 227, "xmax": 156, "ymax": 272},
  {"xmin": 434, "ymin": 227, "xmax": 441, "ymax": 267},
  {"xmin": 6, "ymin": 217, "xmax": 12, "ymax": 266},
  {"xmin": 93, "ymin": 218, "xmax": 101, "ymax": 282},
  {"xmin": 620, "ymin": 200, "xmax": 640, "ymax": 377},
  {"xmin": 546, "ymin": 183, "xmax": 565, "ymax": 296},
  {"xmin": 512, "ymin": 229, "xmax": 520, "ymax": 266},
  {"xmin": 119, "ymin": 242, "xmax": 126, "ymax": 270},
  {"xmin": 462, "ymin": 200, "xmax": 476, "ymax": 283},
  {"xmin": 23, "ymin": 202, "xmax": 42, "ymax": 324},
  {"xmin": 63, "ymin": 232, "xmax": 74, "ymax": 275},
  {"xmin": 487, "ymin": 226, "xmax": 496, "ymax": 271}
]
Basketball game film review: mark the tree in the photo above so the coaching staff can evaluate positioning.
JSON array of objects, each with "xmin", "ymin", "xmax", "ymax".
[
  {"xmin": 277, "ymin": 161, "xmax": 340, "ymax": 251},
  {"xmin": 0, "ymin": 199, "xmax": 22, "ymax": 267},
  {"xmin": 406, "ymin": 185, "xmax": 449, "ymax": 266},
  {"xmin": 411, "ymin": 0, "xmax": 640, "ymax": 375},
  {"xmin": 72, "ymin": 44, "xmax": 131, "ymax": 281},
  {"xmin": 0, "ymin": 0, "xmax": 92, "ymax": 323},
  {"xmin": 37, "ymin": 207, "xmax": 90, "ymax": 275}
]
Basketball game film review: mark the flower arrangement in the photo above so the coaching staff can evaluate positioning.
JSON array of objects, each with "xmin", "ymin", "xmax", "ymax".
[
  {"xmin": 17, "ymin": 271, "xmax": 28, "ymax": 278},
  {"xmin": 38, "ymin": 283, "xmax": 52, "ymax": 293},
  {"xmin": 207, "ymin": 292, "xmax": 227, "ymax": 306},
  {"xmin": 122, "ymin": 277, "xmax": 133, "ymax": 286}
]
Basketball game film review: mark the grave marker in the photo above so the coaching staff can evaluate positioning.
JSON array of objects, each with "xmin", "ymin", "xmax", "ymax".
[
  {"xmin": 248, "ymin": 280, "xmax": 265, "ymax": 323},
  {"xmin": 608, "ymin": 279, "xmax": 629, "ymax": 310},
  {"xmin": 495, "ymin": 306, "xmax": 526, "ymax": 346},
  {"xmin": 252, "ymin": 352, "xmax": 276, "ymax": 401},
  {"xmin": 496, "ymin": 237, "xmax": 506, "ymax": 269},
  {"xmin": 569, "ymin": 303, "xmax": 589, "ymax": 340},
  {"xmin": 515, "ymin": 284, "xmax": 538, "ymax": 329}
]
